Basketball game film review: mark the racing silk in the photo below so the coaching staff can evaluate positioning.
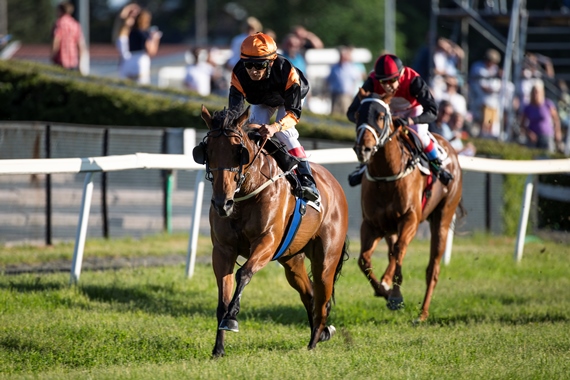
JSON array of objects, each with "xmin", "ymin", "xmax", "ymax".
[
  {"xmin": 346, "ymin": 66, "xmax": 437, "ymax": 125},
  {"xmin": 229, "ymin": 55, "xmax": 310, "ymax": 131}
]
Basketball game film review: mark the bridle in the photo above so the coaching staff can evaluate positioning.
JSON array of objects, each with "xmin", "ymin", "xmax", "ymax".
[
  {"xmin": 354, "ymin": 97, "xmax": 398, "ymax": 155},
  {"xmin": 193, "ymin": 126, "xmax": 267, "ymax": 194},
  {"xmin": 354, "ymin": 97, "xmax": 414, "ymax": 182}
]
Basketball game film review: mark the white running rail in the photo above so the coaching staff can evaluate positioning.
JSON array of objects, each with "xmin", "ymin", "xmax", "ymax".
[{"xmin": 0, "ymin": 150, "xmax": 569, "ymax": 283}]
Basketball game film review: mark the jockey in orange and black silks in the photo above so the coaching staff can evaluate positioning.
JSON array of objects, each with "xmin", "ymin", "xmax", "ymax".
[{"xmin": 228, "ymin": 32, "xmax": 319, "ymax": 202}]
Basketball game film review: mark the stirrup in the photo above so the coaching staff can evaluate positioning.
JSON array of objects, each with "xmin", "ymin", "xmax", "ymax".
[
  {"xmin": 348, "ymin": 165, "xmax": 365, "ymax": 187},
  {"xmin": 300, "ymin": 176, "xmax": 320, "ymax": 202},
  {"xmin": 438, "ymin": 170, "xmax": 454, "ymax": 186}
]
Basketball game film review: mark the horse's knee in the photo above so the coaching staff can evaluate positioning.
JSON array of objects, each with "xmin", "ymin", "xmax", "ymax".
[{"xmin": 358, "ymin": 255, "xmax": 371, "ymax": 273}]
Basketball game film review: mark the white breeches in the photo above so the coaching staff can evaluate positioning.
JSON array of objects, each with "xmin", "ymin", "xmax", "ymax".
[
  {"xmin": 393, "ymin": 104, "xmax": 431, "ymax": 148},
  {"xmin": 248, "ymin": 104, "xmax": 303, "ymax": 154}
]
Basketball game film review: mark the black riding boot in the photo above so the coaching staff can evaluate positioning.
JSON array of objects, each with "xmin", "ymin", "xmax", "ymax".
[
  {"xmin": 429, "ymin": 158, "xmax": 454, "ymax": 186},
  {"xmin": 264, "ymin": 139, "xmax": 300, "ymax": 172},
  {"xmin": 296, "ymin": 160, "xmax": 320, "ymax": 202},
  {"xmin": 348, "ymin": 164, "xmax": 366, "ymax": 187}
]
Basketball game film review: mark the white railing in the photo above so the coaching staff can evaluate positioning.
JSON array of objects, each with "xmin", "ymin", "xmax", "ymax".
[{"xmin": 0, "ymin": 150, "xmax": 568, "ymax": 283}]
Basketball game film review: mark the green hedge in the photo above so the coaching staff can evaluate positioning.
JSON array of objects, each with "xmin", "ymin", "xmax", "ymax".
[
  {"xmin": 0, "ymin": 60, "xmax": 353, "ymax": 140},
  {"xmin": 1, "ymin": 59, "xmax": 566, "ymax": 235}
]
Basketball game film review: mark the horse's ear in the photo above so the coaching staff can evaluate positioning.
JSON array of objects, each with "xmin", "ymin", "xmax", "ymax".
[
  {"xmin": 201, "ymin": 105, "xmax": 213, "ymax": 130},
  {"xmin": 380, "ymin": 93, "xmax": 393, "ymax": 104},
  {"xmin": 237, "ymin": 106, "xmax": 250, "ymax": 128},
  {"xmin": 357, "ymin": 87, "xmax": 370, "ymax": 100}
]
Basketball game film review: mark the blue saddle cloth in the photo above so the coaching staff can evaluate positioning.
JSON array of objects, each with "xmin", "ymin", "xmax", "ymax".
[{"xmin": 272, "ymin": 197, "xmax": 307, "ymax": 261}]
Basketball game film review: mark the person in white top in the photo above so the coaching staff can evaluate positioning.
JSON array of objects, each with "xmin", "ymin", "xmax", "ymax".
[
  {"xmin": 184, "ymin": 47, "xmax": 215, "ymax": 96},
  {"xmin": 111, "ymin": 3, "xmax": 140, "ymax": 78}
]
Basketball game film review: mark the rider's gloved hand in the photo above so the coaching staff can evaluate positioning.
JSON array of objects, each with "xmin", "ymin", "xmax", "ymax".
[
  {"xmin": 393, "ymin": 117, "xmax": 409, "ymax": 128},
  {"xmin": 258, "ymin": 123, "xmax": 279, "ymax": 138}
]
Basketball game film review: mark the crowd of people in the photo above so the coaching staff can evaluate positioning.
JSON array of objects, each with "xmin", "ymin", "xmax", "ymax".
[{"xmin": 50, "ymin": 1, "xmax": 568, "ymax": 158}]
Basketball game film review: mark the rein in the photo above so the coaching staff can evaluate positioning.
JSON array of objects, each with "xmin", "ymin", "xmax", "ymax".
[{"xmin": 206, "ymin": 129, "xmax": 288, "ymax": 201}]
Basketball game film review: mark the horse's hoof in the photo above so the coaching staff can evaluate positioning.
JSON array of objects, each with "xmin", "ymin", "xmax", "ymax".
[
  {"xmin": 219, "ymin": 318, "xmax": 239, "ymax": 332},
  {"xmin": 387, "ymin": 297, "xmax": 404, "ymax": 310},
  {"xmin": 319, "ymin": 325, "xmax": 336, "ymax": 342},
  {"xmin": 211, "ymin": 350, "xmax": 225, "ymax": 358}
]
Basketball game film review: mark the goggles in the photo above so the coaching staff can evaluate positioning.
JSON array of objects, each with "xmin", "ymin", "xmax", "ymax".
[
  {"xmin": 376, "ymin": 76, "xmax": 399, "ymax": 84},
  {"xmin": 244, "ymin": 60, "xmax": 269, "ymax": 70}
]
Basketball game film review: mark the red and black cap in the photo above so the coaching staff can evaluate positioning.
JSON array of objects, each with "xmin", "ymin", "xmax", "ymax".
[{"xmin": 374, "ymin": 54, "xmax": 404, "ymax": 80}]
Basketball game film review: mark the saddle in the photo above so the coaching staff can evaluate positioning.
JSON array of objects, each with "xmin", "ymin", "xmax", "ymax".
[
  {"xmin": 399, "ymin": 128, "xmax": 440, "ymax": 210},
  {"xmin": 400, "ymin": 128, "xmax": 448, "ymax": 176},
  {"xmin": 248, "ymin": 132, "xmax": 321, "ymax": 212}
]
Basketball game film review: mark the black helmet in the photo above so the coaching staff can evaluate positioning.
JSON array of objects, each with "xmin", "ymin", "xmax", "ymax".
[{"xmin": 374, "ymin": 54, "xmax": 404, "ymax": 80}]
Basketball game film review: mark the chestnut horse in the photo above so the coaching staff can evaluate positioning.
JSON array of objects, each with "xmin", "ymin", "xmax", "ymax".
[
  {"xmin": 352, "ymin": 90, "xmax": 463, "ymax": 322},
  {"xmin": 196, "ymin": 105, "xmax": 349, "ymax": 357}
]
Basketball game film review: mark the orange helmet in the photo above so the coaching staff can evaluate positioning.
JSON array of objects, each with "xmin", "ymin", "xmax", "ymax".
[{"xmin": 240, "ymin": 32, "xmax": 277, "ymax": 61}]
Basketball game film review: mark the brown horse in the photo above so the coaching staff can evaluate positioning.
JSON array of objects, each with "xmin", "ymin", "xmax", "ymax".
[
  {"xmin": 196, "ymin": 105, "xmax": 349, "ymax": 357},
  {"xmin": 352, "ymin": 89, "xmax": 463, "ymax": 322}
]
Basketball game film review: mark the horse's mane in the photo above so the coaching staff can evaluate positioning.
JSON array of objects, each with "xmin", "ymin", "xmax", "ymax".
[{"xmin": 211, "ymin": 107, "xmax": 243, "ymax": 131}]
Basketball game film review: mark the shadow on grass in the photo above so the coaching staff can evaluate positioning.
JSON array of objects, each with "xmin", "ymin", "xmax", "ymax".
[
  {"xmin": 427, "ymin": 312, "xmax": 569, "ymax": 326},
  {"xmin": 78, "ymin": 283, "xmax": 310, "ymax": 326},
  {"xmin": 0, "ymin": 277, "xmax": 65, "ymax": 292}
]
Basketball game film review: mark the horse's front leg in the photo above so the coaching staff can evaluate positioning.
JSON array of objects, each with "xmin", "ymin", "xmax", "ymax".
[
  {"xmin": 219, "ymin": 236, "xmax": 277, "ymax": 333},
  {"xmin": 212, "ymin": 247, "xmax": 237, "ymax": 358},
  {"xmin": 358, "ymin": 221, "xmax": 387, "ymax": 298},
  {"xmin": 382, "ymin": 213, "xmax": 419, "ymax": 310}
]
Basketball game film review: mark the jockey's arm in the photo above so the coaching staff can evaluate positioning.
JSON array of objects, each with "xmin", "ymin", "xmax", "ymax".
[{"xmin": 409, "ymin": 76, "xmax": 438, "ymax": 125}]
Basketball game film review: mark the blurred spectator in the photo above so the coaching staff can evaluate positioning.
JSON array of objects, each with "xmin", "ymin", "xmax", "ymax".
[
  {"xmin": 227, "ymin": 16, "xmax": 263, "ymax": 69},
  {"xmin": 440, "ymin": 75, "xmax": 467, "ymax": 117},
  {"xmin": 51, "ymin": 1, "xmax": 87, "ymax": 73},
  {"xmin": 184, "ymin": 47, "xmax": 215, "ymax": 96},
  {"xmin": 468, "ymin": 48, "xmax": 505, "ymax": 138},
  {"xmin": 428, "ymin": 100, "xmax": 454, "ymax": 140},
  {"xmin": 449, "ymin": 112, "xmax": 477, "ymax": 156},
  {"xmin": 326, "ymin": 46, "xmax": 366, "ymax": 116},
  {"xmin": 111, "ymin": 3, "xmax": 141, "ymax": 78},
  {"xmin": 122, "ymin": 9, "xmax": 162, "ymax": 85},
  {"xmin": 557, "ymin": 80, "xmax": 570, "ymax": 152},
  {"xmin": 280, "ymin": 33, "xmax": 306, "ymax": 74},
  {"xmin": 519, "ymin": 83, "xmax": 564, "ymax": 153},
  {"xmin": 291, "ymin": 25, "xmax": 324, "ymax": 52},
  {"xmin": 411, "ymin": 36, "xmax": 430, "ymax": 81},
  {"xmin": 518, "ymin": 52, "xmax": 555, "ymax": 106},
  {"xmin": 208, "ymin": 47, "xmax": 230, "ymax": 97},
  {"xmin": 431, "ymin": 37, "xmax": 464, "ymax": 102},
  {"xmin": 0, "ymin": 34, "xmax": 11, "ymax": 50}
]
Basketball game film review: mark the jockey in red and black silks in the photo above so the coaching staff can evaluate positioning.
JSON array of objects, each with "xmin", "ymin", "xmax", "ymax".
[{"xmin": 346, "ymin": 54, "xmax": 453, "ymax": 186}]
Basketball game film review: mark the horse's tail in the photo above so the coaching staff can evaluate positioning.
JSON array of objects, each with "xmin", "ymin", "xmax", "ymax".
[
  {"xmin": 331, "ymin": 236, "xmax": 350, "ymax": 304},
  {"xmin": 456, "ymin": 199, "xmax": 467, "ymax": 220}
]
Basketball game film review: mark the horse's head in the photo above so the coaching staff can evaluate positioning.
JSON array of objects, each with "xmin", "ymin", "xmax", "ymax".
[
  {"xmin": 352, "ymin": 88, "xmax": 394, "ymax": 163},
  {"xmin": 195, "ymin": 105, "xmax": 252, "ymax": 217}
]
